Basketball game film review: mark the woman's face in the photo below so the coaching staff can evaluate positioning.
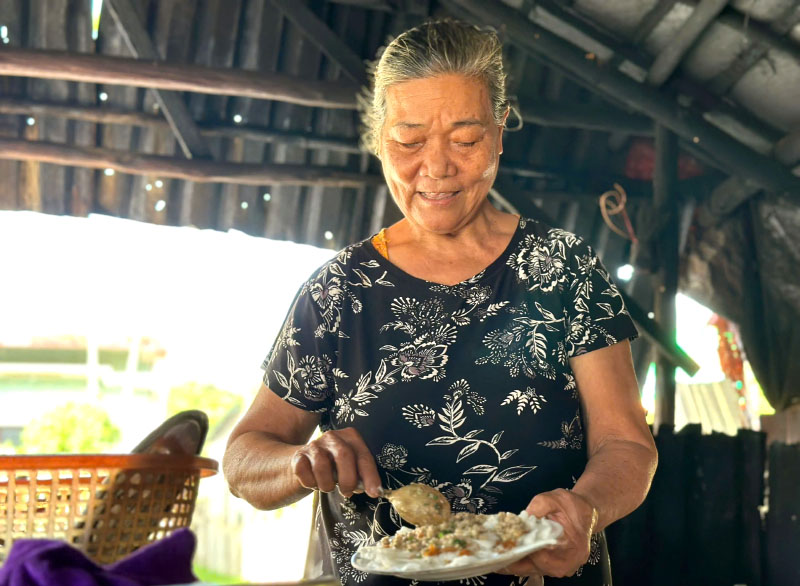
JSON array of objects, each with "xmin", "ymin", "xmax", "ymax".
[{"xmin": 379, "ymin": 74, "xmax": 505, "ymax": 235}]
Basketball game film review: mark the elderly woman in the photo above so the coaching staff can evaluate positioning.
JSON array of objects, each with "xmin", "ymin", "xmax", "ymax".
[{"xmin": 224, "ymin": 19, "xmax": 657, "ymax": 586}]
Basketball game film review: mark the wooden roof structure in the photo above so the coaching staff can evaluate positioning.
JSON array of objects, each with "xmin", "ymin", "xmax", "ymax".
[{"xmin": 1, "ymin": 0, "xmax": 799, "ymax": 416}]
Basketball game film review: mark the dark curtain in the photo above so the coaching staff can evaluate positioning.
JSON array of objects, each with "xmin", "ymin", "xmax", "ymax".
[{"xmin": 682, "ymin": 192, "xmax": 800, "ymax": 411}]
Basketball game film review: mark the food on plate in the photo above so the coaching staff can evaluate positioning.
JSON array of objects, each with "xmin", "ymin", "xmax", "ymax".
[{"xmin": 352, "ymin": 510, "xmax": 563, "ymax": 576}]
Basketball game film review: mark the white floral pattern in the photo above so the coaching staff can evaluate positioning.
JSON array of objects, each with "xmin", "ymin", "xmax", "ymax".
[{"xmin": 263, "ymin": 219, "xmax": 636, "ymax": 586}]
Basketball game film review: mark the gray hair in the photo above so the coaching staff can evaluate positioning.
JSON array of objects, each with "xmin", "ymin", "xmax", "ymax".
[{"xmin": 360, "ymin": 19, "xmax": 508, "ymax": 156}]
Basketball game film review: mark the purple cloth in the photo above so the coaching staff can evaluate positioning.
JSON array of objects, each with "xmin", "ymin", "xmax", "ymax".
[{"xmin": 0, "ymin": 529, "xmax": 198, "ymax": 586}]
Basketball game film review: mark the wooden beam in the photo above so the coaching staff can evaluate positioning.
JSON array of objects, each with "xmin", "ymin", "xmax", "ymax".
[
  {"xmin": 632, "ymin": 0, "xmax": 680, "ymax": 44},
  {"xmin": 771, "ymin": 0, "xmax": 800, "ymax": 36},
  {"xmin": 519, "ymin": 99, "xmax": 653, "ymax": 135},
  {"xmin": 0, "ymin": 47, "xmax": 359, "ymax": 110},
  {"xmin": 0, "ymin": 97, "xmax": 363, "ymax": 152},
  {"xmin": 653, "ymin": 125, "xmax": 680, "ymax": 430},
  {"xmin": 775, "ymin": 128, "xmax": 800, "ymax": 167},
  {"xmin": 269, "ymin": 0, "xmax": 368, "ymax": 85},
  {"xmin": 707, "ymin": 41, "xmax": 769, "ymax": 96},
  {"xmin": 647, "ymin": 0, "xmax": 730, "ymax": 86},
  {"xmin": 327, "ymin": 0, "xmax": 393, "ymax": 10},
  {"xmin": 104, "ymin": 0, "xmax": 212, "ymax": 159},
  {"xmin": 443, "ymin": 0, "xmax": 800, "ymax": 198},
  {"xmin": 0, "ymin": 137, "xmax": 384, "ymax": 188},
  {"xmin": 708, "ymin": 175, "xmax": 763, "ymax": 215},
  {"xmin": 712, "ymin": 4, "xmax": 800, "ymax": 65}
]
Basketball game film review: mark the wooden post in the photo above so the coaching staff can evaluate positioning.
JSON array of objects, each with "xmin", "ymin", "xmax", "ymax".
[{"xmin": 653, "ymin": 125, "xmax": 680, "ymax": 431}]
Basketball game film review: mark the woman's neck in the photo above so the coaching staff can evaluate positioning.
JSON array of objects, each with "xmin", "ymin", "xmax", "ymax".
[
  {"xmin": 383, "ymin": 206, "xmax": 519, "ymax": 286},
  {"xmin": 389, "ymin": 205, "xmax": 516, "ymax": 255}
]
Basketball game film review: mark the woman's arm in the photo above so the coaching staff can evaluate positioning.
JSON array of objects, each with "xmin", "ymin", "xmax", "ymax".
[
  {"xmin": 570, "ymin": 338, "xmax": 658, "ymax": 530},
  {"xmin": 223, "ymin": 384, "xmax": 383, "ymax": 510},
  {"xmin": 503, "ymin": 339, "xmax": 657, "ymax": 578}
]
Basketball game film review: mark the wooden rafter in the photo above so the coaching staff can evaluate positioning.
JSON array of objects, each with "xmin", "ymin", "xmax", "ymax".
[
  {"xmin": 270, "ymin": 0, "xmax": 368, "ymax": 86},
  {"xmin": 0, "ymin": 137, "xmax": 384, "ymax": 188},
  {"xmin": 646, "ymin": 0, "xmax": 730, "ymax": 87},
  {"xmin": 775, "ymin": 129, "xmax": 800, "ymax": 167},
  {"xmin": 711, "ymin": 3, "xmax": 800, "ymax": 65},
  {"xmin": 0, "ymin": 47, "xmax": 360, "ymax": 110},
  {"xmin": 769, "ymin": 0, "xmax": 800, "ymax": 36},
  {"xmin": 632, "ymin": 0, "xmax": 680, "ymax": 44},
  {"xmin": 707, "ymin": 41, "xmax": 769, "ymax": 96},
  {"xmin": 442, "ymin": 0, "xmax": 800, "ymax": 200},
  {"xmin": 327, "ymin": 0, "xmax": 393, "ymax": 10},
  {"xmin": 520, "ymin": 99, "xmax": 653, "ymax": 135},
  {"xmin": 105, "ymin": 0, "xmax": 211, "ymax": 160}
]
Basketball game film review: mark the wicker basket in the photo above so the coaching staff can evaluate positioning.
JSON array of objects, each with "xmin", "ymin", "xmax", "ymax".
[{"xmin": 0, "ymin": 454, "xmax": 218, "ymax": 565}]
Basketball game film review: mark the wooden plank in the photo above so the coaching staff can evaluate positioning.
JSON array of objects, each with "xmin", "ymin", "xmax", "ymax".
[
  {"xmin": 649, "ymin": 426, "xmax": 686, "ymax": 586},
  {"xmin": 217, "ymin": 138, "xmax": 245, "ymax": 231},
  {"xmin": 104, "ymin": 0, "xmax": 212, "ymax": 159},
  {"xmin": 765, "ymin": 442, "xmax": 800, "ymax": 586},
  {"xmin": 775, "ymin": 127, "xmax": 800, "ymax": 167},
  {"xmin": 0, "ymin": 0, "xmax": 22, "ymax": 214},
  {"xmin": 28, "ymin": 0, "xmax": 69, "ymax": 214},
  {"xmin": 0, "ymin": 97, "xmax": 366, "ymax": 151},
  {"xmin": 707, "ymin": 41, "xmax": 769, "ymax": 96},
  {"xmin": 0, "ymin": 47, "xmax": 360, "ymax": 109},
  {"xmin": 647, "ymin": 0, "xmax": 730, "ymax": 86},
  {"xmin": 708, "ymin": 175, "xmax": 762, "ymax": 216},
  {"xmin": 632, "ymin": 0, "xmax": 680, "ymax": 44},
  {"xmin": 736, "ymin": 430, "xmax": 765, "ymax": 586},
  {"xmin": 327, "ymin": 0, "xmax": 393, "ymax": 10},
  {"xmin": 771, "ymin": 0, "xmax": 800, "ymax": 36},
  {"xmin": 18, "ymin": 123, "xmax": 42, "ymax": 211},
  {"xmin": 653, "ymin": 125, "xmax": 679, "ymax": 430},
  {"xmin": 68, "ymin": 0, "xmax": 97, "ymax": 218},
  {"xmin": 270, "ymin": 0, "xmax": 368, "ymax": 85},
  {"xmin": 264, "ymin": 7, "xmax": 325, "ymax": 242},
  {"xmin": 0, "ymin": 136, "xmax": 384, "ymax": 187}
]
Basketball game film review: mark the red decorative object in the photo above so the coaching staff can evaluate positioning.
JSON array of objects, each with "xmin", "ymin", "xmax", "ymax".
[
  {"xmin": 624, "ymin": 138, "xmax": 705, "ymax": 180},
  {"xmin": 708, "ymin": 314, "xmax": 745, "ymax": 390}
]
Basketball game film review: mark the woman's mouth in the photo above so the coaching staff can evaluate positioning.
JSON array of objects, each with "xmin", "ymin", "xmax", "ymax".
[{"xmin": 418, "ymin": 191, "xmax": 460, "ymax": 201}]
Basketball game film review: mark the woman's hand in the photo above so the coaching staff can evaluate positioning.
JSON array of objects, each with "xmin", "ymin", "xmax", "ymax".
[
  {"xmin": 291, "ymin": 427, "xmax": 383, "ymax": 499},
  {"xmin": 499, "ymin": 489, "xmax": 598, "ymax": 579}
]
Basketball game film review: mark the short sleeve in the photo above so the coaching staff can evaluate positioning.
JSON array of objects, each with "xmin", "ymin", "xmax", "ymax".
[
  {"xmin": 562, "ymin": 238, "xmax": 638, "ymax": 358},
  {"xmin": 261, "ymin": 274, "xmax": 338, "ymax": 417}
]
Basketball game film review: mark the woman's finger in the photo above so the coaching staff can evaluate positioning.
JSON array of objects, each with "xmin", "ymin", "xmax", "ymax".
[
  {"xmin": 305, "ymin": 443, "xmax": 337, "ymax": 492},
  {"xmin": 335, "ymin": 427, "xmax": 383, "ymax": 498},
  {"xmin": 291, "ymin": 451, "xmax": 317, "ymax": 490},
  {"xmin": 325, "ymin": 434, "xmax": 359, "ymax": 496}
]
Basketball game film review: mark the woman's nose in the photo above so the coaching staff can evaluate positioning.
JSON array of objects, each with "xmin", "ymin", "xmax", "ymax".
[{"xmin": 419, "ymin": 143, "xmax": 455, "ymax": 179}]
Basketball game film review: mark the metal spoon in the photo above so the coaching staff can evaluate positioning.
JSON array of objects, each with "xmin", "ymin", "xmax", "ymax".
[
  {"xmin": 341, "ymin": 481, "xmax": 452, "ymax": 526},
  {"xmin": 380, "ymin": 483, "xmax": 452, "ymax": 526}
]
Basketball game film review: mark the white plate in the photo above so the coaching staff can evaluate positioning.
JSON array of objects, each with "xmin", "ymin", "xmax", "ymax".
[{"xmin": 351, "ymin": 517, "xmax": 563, "ymax": 582}]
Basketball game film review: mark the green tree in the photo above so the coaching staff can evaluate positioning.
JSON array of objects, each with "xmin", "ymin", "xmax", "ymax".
[
  {"xmin": 167, "ymin": 382, "xmax": 242, "ymax": 440},
  {"xmin": 18, "ymin": 402, "xmax": 121, "ymax": 454}
]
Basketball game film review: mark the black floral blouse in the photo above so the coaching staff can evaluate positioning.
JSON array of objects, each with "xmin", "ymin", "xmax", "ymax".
[{"xmin": 263, "ymin": 218, "xmax": 637, "ymax": 586}]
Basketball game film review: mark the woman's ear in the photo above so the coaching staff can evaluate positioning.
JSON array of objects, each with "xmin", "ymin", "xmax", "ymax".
[{"xmin": 498, "ymin": 106, "xmax": 511, "ymax": 155}]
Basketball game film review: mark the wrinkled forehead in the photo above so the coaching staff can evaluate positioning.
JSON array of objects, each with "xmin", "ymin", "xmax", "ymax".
[{"xmin": 383, "ymin": 74, "xmax": 494, "ymax": 127}]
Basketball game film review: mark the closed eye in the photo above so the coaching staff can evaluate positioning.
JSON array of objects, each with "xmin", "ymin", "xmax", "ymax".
[{"xmin": 457, "ymin": 142, "xmax": 477, "ymax": 147}]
